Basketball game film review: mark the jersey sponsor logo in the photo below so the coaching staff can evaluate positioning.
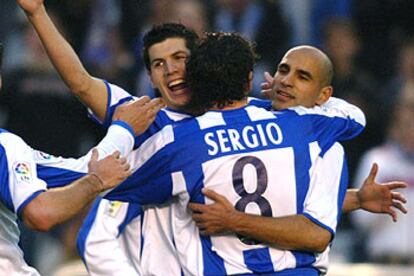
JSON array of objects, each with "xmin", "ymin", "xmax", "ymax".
[
  {"xmin": 106, "ymin": 201, "xmax": 123, "ymax": 217},
  {"xmin": 205, "ymin": 122, "xmax": 283, "ymax": 156},
  {"xmin": 14, "ymin": 162, "xmax": 32, "ymax": 182}
]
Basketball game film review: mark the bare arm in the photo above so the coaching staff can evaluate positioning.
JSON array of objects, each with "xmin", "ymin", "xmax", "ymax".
[
  {"xmin": 342, "ymin": 163, "xmax": 407, "ymax": 221},
  {"xmin": 189, "ymin": 189, "xmax": 331, "ymax": 253},
  {"xmin": 22, "ymin": 150, "xmax": 130, "ymax": 231},
  {"xmin": 17, "ymin": 0, "xmax": 108, "ymax": 120}
]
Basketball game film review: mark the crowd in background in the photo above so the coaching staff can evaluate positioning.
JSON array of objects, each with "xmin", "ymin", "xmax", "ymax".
[{"xmin": 0, "ymin": 0, "xmax": 413, "ymax": 274}]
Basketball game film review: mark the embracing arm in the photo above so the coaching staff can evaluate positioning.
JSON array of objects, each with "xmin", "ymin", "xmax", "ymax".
[
  {"xmin": 22, "ymin": 150, "xmax": 130, "ymax": 231},
  {"xmin": 17, "ymin": 0, "xmax": 108, "ymax": 120},
  {"xmin": 190, "ymin": 190, "xmax": 331, "ymax": 253}
]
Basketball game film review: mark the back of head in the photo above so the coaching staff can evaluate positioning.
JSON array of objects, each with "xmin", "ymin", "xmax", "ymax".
[
  {"xmin": 142, "ymin": 23, "xmax": 199, "ymax": 71},
  {"xmin": 185, "ymin": 32, "xmax": 256, "ymax": 114}
]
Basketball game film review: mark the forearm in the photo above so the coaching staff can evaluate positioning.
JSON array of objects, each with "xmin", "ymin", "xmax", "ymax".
[
  {"xmin": 23, "ymin": 174, "xmax": 103, "ymax": 231},
  {"xmin": 342, "ymin": 189, "xmax": 360, "ymax": 213},
  {"xmin": 227, "ymin": 212, "xmax": 331, "ymax": 253},
  {"xmin": 26, "ymin": 5, "xmax": 108, "ymax": 120},
  {"xmin": 27, "ymin": 6, "xmax": 92, "ymax": 95}
]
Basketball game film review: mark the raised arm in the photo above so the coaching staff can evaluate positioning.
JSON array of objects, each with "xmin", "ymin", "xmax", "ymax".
[{"xmin": 17, "ymin": 0, "xmax": 108, "ymax": 120}]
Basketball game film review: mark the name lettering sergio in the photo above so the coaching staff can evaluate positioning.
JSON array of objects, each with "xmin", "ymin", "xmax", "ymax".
[{"xmin": 205, "ymin": 122, "xmax": 283, "ymax": 155}]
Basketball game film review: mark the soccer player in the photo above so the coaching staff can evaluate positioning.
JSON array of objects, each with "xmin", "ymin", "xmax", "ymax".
[
  {"xmin": 16, "ymin": 0, "xmax": 406, "ymax": 273},
  {"xmin": 100, "ymin": 32, "xmax": 365, "ymax": 275},
  {"xmin": 0, "ymin": 40, "xmax": 165, "ymax": 275},
  {"xmin": 188, "ymin": 46, "xmax": 408, "ymax": 238}
]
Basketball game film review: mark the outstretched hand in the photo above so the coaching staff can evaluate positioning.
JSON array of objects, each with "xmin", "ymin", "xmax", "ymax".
[
  {"xmin": 88, "ymin": 149, "xmax": 130, "ymax": 191},
  {"xmin": 358, "ymin": 163, "xmax": 407, "ymax": 222},
  {"xmin": 188, "ymin": 189, "xmax": 238, "ymax": 235},
  {"xmin": 112, "ymin": 96, "xmax": 165, "ymax": 136}
]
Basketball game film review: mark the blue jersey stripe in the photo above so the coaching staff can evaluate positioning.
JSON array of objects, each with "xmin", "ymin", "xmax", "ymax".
[
  {"xmin": 200, "ymin": 236, "xmax": 226, "ymax": 275},
  {"xmin": 118, "ymin": 203, "xmax": 142, "ymax": 237},
  {"xmin": 37, "ymin": 165, "xmax": 86, "ymax": 188},
  {"xmin": 243, "ymin": 247, "xmax": 274, "ymax": 273},
  {"xmin": 77, "ymin": 196, "xmax": 102, "ymax": 270}
]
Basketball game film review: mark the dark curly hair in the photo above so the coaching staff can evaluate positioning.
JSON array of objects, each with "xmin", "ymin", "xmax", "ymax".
[
  {"xmin": 185, "ymin": 32, "xmax": 256, "ymax": 114},
  {"xmin": 142, "ymin": 23, "xmax": 199, "ymax": 71}
]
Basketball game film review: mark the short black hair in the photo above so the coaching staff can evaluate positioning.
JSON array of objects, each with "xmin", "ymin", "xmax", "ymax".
[
  {"xmin": 185, "ymin": 32, "xmax": 256, "ymax": 114},
  {"xmin": 142, "ymin": 23, "xmax": 199, "ymax": 71}
]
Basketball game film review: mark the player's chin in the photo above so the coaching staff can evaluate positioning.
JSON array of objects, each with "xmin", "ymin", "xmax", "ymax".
[{"xmin": 272, "ymin": 101, "xmax": 292, "ymax": 111}]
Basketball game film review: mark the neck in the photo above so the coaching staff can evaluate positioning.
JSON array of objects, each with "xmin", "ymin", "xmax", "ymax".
[{"xmin": 210, "ymin": 98, "xmax": 248, "ymax": 111}]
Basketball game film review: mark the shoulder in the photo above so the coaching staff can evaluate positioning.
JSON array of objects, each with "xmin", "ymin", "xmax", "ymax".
[{"xmin": 0, "ymin": 130, "xmax": 30, "ymax": 154}]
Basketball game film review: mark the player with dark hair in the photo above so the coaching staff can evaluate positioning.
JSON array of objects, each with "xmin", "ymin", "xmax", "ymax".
[
  {"xmin": 0, "ymin": 40, "xmax": 166, "ymax": 275},
  {"xmin": 100, "ymin": 32, "xmax": 365, "ymax": 275},
  {"xmin": 16, "ymin": 1, "xmax": 406, "ymax": 274}
]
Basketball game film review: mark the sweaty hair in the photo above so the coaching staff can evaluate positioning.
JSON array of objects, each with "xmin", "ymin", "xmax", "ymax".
[
  {"xmin": 185, "ymin": 32, "xmax": 256, "ymax": 114},
  {"xmin": 142, "ymin": 23, "xmax": 199, "ymax": 71}
]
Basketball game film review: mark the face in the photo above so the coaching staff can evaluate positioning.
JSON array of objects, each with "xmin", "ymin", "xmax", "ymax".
[
  {"xmin": 148, "ymin": 38, "xmax": 191, "ymax": 110},
  {"xmin": 271, "ymin": 48, "xmax": 331, "ymax": 110}
]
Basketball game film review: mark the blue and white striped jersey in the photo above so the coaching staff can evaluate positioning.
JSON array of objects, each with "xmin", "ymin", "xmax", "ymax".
[
  {"xmin": 0, "ymin": 123, "xmax": 134, "ymax": 276},
  {"xmin": 102, "ymin": 102, "xmax": 364, "ymax": 275},
  {"xmin": 0, "ymin": 129, "xmax": 46, "ymax": 276}
]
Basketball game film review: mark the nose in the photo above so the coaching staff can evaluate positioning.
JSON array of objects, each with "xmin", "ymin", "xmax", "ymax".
[
  {"xmin": 280, "ymin": 73, "xmax": 293, "ymax": 87},
  {"xmin": 164, "ymin": 60, "xmax": 178, "ymax": 75}
]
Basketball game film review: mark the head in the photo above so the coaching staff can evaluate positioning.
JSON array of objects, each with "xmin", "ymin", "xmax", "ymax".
[
  {"xmin": 271, "ymin": 45, "xmax": 333, "ymax": 110},
  {"xmin": 142, "ymin": 23, "xmax": 199, "ymax": 110},
  {"xmin": 185, "ymin": 32, "xmax": 256, "ymax": 114}
]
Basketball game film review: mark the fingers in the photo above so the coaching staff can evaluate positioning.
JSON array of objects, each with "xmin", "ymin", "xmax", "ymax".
[
  {"xmin": 134, "ymin": 96, "xmax": 151, "ymax": 106},
  {"xmin": 366, "ymin": 163, "xmax": 378, "ymax": 183},
  {"xmin": 112, "ymin": 150, "xmax": 121, "ymax": 159},
  {"xmin": 91, "ymin": 148, "xmax": 99, "ymax": 162},
  {"xmin": 264, "ymin": 71, "xmax": 274, "ymax": 83},
  {"xmin": 384, "ymin": 181, "xmax": 407, "ymax": 191},
  {"xmin": 391, "ymin": 191, "xmax": 407, "ymax": 204},
  {"xmin": 392, "ymin": 201, "xmax": 408, "ymax": 214},
  {"xmin": 202, "ymin": 188, "xmax": 225, "ymax": 202},
  {"xmin": 388, "ymin": 209, "xmax": 398, "ymax": 223},
  {"xmin": 188, "ymin": 202, "xmax": 206, "ymax": 213}
]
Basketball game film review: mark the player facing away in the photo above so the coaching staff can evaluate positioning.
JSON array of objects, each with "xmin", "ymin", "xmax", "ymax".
[{"xmin": 101, "ymin": 32, "xmax": 366, "ymax": 275}]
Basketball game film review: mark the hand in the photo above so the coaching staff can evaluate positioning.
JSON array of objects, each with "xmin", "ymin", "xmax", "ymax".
[
  {"xmin": 357, "ymin": 163, "xmax": 407, "ymax": 222},
  {"xmin": 16, "ymin": 0, "xmax": 44, "ymax": 16},
  {"xmin": 88, "ymin": 149, "xmax": 130, "ymax": 191},
  {"xmin": 112, "ymin": 96, "xmax": 165, "ymax": 136},
  {"xmin": 188, "ymin": 189, "xmax": 238, "ymax": 235},
  {"xmin": 260, "ymin": 72, "xmax": 274, "ymax": 99}
]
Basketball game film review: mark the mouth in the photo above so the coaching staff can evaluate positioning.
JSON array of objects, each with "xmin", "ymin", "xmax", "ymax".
[
  {"xmin": 275, "ymin": 89, "xmax": 294, "ymax": 101},
  {"xmin": 168, "ymin": 79, "xmax": 189, "ymax": 95}
]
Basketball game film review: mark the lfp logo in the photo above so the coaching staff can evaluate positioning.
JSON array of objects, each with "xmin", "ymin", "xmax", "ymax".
[{"xmin": 14, "ymin": 162, "xmax": 32, "ymax": 182}]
